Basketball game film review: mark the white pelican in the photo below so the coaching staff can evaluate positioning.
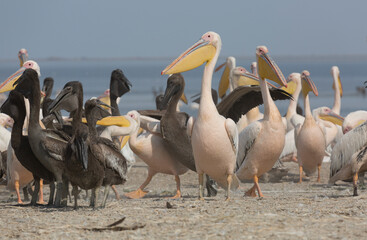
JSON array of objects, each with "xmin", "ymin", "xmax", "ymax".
[
  {"xmin": 123, "ymin": 111, "xmax": 188, "ymax": 199},
  {"xmin": 162, "ymin": 32, "xmax": 240, "ymax": 200},
  {"xmin": 342, "ymin": 111, "xmax": 367, "ymax": 134},
  {"xmin": 295, "ymin": 71, "xmax": 325, "ymax": 183},
  {"xmin": 235, "ymin": 46, "xmax": 288, "ymax": 197},
  {"xmin": 283, "ymin": 73, "xmax": 303, "ymax": 132},
  {"xmin": 329, "ymin": 122, "xmax": 367, "ymax": 195},
  {"xmin": 0, "ymin": 113, "xmax": 13, "ymax": 152}
]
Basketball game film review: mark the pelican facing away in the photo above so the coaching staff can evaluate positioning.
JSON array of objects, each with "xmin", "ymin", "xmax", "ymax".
[
  {"xmin": 295, "ymin": 71, "xmax": 325, "ymax": 183},
  {"xmin": 235, "ymin": 46, "xmax": 288, "ymax": 197},
  {"xmin": 162, "ymin": 32, "xmax": 240, "ymax": 200}
]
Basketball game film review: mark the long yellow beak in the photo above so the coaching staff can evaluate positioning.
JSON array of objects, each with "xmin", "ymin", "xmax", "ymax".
[
  {"xmin": 237, "ymin": 73, "xmax": 260, "ymax": 86},
  {"xmin": 98, "ymin": 96, "xmax": 111, "ymax": 110},
  {"xmin": 161, "ymin": 38, "xmax": 216, "ymax": 75},
  {"xmin": 0, "ymin": 66, "xmax": 27, "ymax": 93},
  {"xmin": 238, "ymin": 72, "xmax": 277, "ymax": 88},
  {"xmin": 281, "ymin": 80, "xmax": 297, "ymax": 95},
  {"xmin": 18, "ymin": 52, "xmax": 28, "ymax": 67},
  {"xmin": 319, "ymin": 111, "xmax": 344, "ymax": 126},
  {"xmin": 301, "ymin": 71, "xmax": 318, "ymax": 97},
  {"xmin": 218, "ymin": 63, "xmax": 231, "ymax": 98},
  {"xmin": 82, "ymin": 116, "xmax": 130, "ymax": 127},
  {"xmin": 256, "ymin": 46, "xmax": 287, "ymax": 87},
  {"xmin": 332, "ymin": 74, "xmax": 343, "ymax": 98},
  {"xmin": 180, "ymin": 93, "xmax": 188, "ymax": 104}
]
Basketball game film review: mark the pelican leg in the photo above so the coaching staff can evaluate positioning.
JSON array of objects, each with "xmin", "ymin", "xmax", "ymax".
[
  {"xmin": 47, "ymin": 182, "xmax": 55, "ymax": 206},
  {"xmin": 254, "ymin": 175, "xmax": 264, "ymax": 198},
  {"xmin": 225, "ymin": 174, "xmax": 233, "ymax": 201},
  {"xmin": 30, "ymin": 179, "xmax": 40, "ymax": 205},
  {"xmin": 125, "ymin": 170, "xmax": 155, "ymax": 199},
  {"xmin": 38, "ymin": 179, "xmax": 46, "ymax": 204},
  {"xmin": 298, "ymin": 166, "xmax": 303, "ymax": 183},
  {"xmin": 317, "ymin": 164, "xmax": 321, "ymax": 183},
  {"xmin": 353, "ymin": 172, "xmax": 359, "ymax": 197},
  {"xmin": 22, "ymin": 186, "xmax": 30, "ymax": 202},
  {"xmin": 170, "ymin": 175, "xmax": 181, "ymax": 199},
  {"xmin": 15, "ymin": 180, "xmax": 23, "ymax": 204},
  {"xmin": 72, "ymin": 185, "xmax": 79, "ymax": 209},
  {"xmin": 205, "ymin": 174, "xmax": 217, "ymax": 197},
  {"xmin": 198, "ymin": 173, "xmax": 204, "ymax": 200},
  {"xmin": 245, "ymin": 185, "xmax": 257, "ymax": 197},
  {"xmin": 90, "ymin": 187, "xmax": 100, "ymax": 208},
  {"xmin": 60, "ymin": 178, "xmax": 69, "ymax": 207},
  {"xmin": 101, "ymin": 186, "xmax": 110, "ymax": 208},
  {"xmin": 111, "ymin": 185, "xmax": 120, "ymax": 200},
  {"xmin": 54, "ymin": 182, "xmax": 63, "ymax": 207},
  {"xmin": 84, "ymin": 190, "xmax": 89, "ymax": 200}
]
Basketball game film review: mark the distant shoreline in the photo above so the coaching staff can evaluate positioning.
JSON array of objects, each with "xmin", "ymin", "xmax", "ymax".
[{"xmin": 1, "ymin": 55, "xmax": 367, "ymax": 63}]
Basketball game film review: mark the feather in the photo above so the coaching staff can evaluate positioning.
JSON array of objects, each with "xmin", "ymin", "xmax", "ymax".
[{"xmin": 330, "ymin": 122, "xmax": 367, "ymax": 178}]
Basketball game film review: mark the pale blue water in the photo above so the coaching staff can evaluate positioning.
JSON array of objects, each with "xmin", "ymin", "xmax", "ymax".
[{"xmin": 0, "ymin": 57, "xmax": 366, "ymax": 117}]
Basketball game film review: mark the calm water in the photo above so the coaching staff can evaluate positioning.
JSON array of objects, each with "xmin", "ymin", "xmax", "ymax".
[{"xmin": 0, "ymin": 57, "xmax": 366, "ymax": 117}]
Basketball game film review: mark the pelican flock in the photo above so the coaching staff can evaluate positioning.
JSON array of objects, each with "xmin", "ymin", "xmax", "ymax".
[{"xmin": 0, "ymin": 32, "xmax": 364, "ymax": 213}]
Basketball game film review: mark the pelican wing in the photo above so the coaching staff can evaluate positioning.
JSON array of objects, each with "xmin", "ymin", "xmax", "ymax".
[
  {"xmin": 137, "ymin": 110, "xmax": 165, "ymax": 120},
  {"xmin": 225, "ymin": 118, "xmax": 238, "ymax": 156},
  {"xmin": 217, "ymin": 86, "xmax": 292, "ymax": 123},
  {"xmin": 330, "ymin": 122, "xmax": 367, "ymax": 180},
  {"xmin": 98, "ymin": 137, "xmax": 127, "ymax": 179},
  {"xmin": 139, "ymin": 115, "xmax": 161, "ymax": 135},
  {"xmin": 236, "ymin": 121, "xmax": 262, "ymax": 171},
  {"xmin": 43, "ymin": 134, "xmax": 68, "ymax": 161},
  {"xmin": 279, "ymin": 129, "xmax": 297, "ymax": 161},
  {"xmin": 290, "ymin": 114, "xmax": 305, "ymax": 129}
]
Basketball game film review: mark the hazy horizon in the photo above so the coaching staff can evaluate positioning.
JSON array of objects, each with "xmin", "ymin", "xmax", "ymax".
[{"xmin": 1, "ymin": 0, "xmax": 366, "ymax": 60}]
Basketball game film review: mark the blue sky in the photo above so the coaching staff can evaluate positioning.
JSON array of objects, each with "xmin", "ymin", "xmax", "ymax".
[{"xmin": 1, "ymin": 0, "xmax": 366, "ymax": 59}]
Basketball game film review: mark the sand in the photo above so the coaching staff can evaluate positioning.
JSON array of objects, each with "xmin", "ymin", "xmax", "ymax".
[{"xmin": 0, "ymin": 160, "xmax": 366, "ymax": 240}]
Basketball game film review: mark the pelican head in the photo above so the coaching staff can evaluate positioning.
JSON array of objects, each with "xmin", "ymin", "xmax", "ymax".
[
  {"xmin": 159, "ymin": 73, "xmax": 186, "ymax": 110},
  {"xmin": 162, "ymin": 31, "xmax": 220, "ymax": 75},
  {"xmin": 318, "ymin": 109, "xmax": 344, "ymax": 126},
  {"xmin": 18, "ymin": 48, "xmax": 28, "ymax": 67},
  {"xmin": 217, "ymin": 56, "xmax": 236, "ymax": 98},
  {"xmin": 0, "ymin": 113, "xmax": 14, "ymax": 128},
  {"xmin": 48, "ymin": 81, "xmax": 83, "ymax": 114},
  {"xmin": 331, "ymin": 66, "xmax": 343, "ymax": 97},
  {"xmin": 0, "ymin": 60, "xmax": 41, "ymax": 94},
  {"xmin": 301, "ymin": 70, "xmax": 318, "ymax": 97},
  {"xmin": 256, "ymin": 46, "xmax": 287, "ymax": 87},
  {"xmin": 232, "ymin": 67, "xmax": 258, "ymax": 87}
]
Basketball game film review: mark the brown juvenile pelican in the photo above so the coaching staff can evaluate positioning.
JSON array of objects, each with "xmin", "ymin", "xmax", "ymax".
[
  {"xmin": 159, "ymin": 73, "xmax": 217, "ymax": 196},
  {"xmin": 1, "ymin": 91, "xmax": 55, "ymax": 205},
  {"xmin": 41, "ymin": 77, "xmax": 54, "ymax": 117},
  {"xmin": 84, "ymin": 98, "xmax": 127, "ymax": 207},
  {"xmin": 12, "ymin": 69, "xmax": 68, "ymax": 207},
  {"xmin": 48, "ymin": 82, "xmax": 127, "ymax": 208},
  {"xmin": 295, "ymin": 71, "xmax": 326, "ymax": 183}
]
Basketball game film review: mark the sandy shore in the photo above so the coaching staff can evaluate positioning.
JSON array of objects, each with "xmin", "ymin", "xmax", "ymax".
[{"xmin": 0, "ymin": 160, "xmax": 366, "ymax": 239}]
